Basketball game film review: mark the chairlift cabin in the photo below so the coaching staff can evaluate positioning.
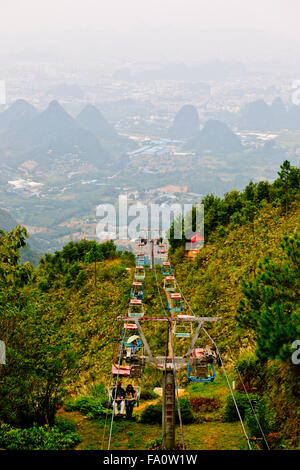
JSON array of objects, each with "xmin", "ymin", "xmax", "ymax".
[
  {"xmin": 136, "ymin": 253, "xmax": 145, "ymax": 266},
  {"xmin": 163, "ymin": 276, "xmax": 176, "ymax": 292},
  {"xmin": 128, "ymin": 299, "xmax": 144, "ymax": 318},
  {"xmin": 108, "ymin": 385, "xmax": 141, "ymax": 408},
  {"xmin": 121, "ymin": 325, "xmax": 142, "ymax": 351},
  {"xmin": 187, "ymin": 234, "xmax": 204, "ymax": 261},
  {"xmin": 157, "ymin": 244, "xmax": 164, "ymax": 254},
  {"xmin": 161, "ymin": 262, "xmax": 172, "ymax": 275},
  {"xmin": 187, "ymin": 348, "xmax": 216, "ymax": 383},
  {"xmin": 123, "ymin": 323, "xmax": 138, "ymax": 332},
  {"xmin": 168, "ymin": 293, "xmax": 183, "ymax": 312},
  {"xmin": 158, "ymin": 245, "xmax": 168, "ymax": 259},
  {"xmin": 173, "ymin": 315, "xmax": 193, "ymax": 338},
  {"xmin": 111, "ymin": 361, "xmax": 145, "ymax": 379},
  {"xmin": 130, "ymin": 282, "xmax": 143, "ymax": 300},
  {"xmin": 134, "ymin": 265, "xmax": 145, "ymax": 281},
  {"xmin": 123, "ymin": 343, "xmax": 144, "ymax": 367}
]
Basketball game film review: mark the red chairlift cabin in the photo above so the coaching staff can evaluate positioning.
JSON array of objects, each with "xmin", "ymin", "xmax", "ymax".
[{"xmin": 187, "ymin": 234, "xmax": 204, "ymax": 260}]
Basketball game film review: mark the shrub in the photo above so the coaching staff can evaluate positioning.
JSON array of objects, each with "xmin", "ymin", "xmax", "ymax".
[
  {"xmin": 189, "ymin": 396, "xmax": 222, "ymax": 412},
  {"xmin": 140, "ymin": 402, "xmax": 162, "ymax": 424},
  {"xmin": 54, "ymin": 416, "xmax": 77, "ymax": 433},
  {"xmin": 38, "ymin": 279, "xmax": 50, "ymax": 292},
  {"xmin": 90, "ymin": 382, "xmax": 107, "ymax": 399},
  {"xmin": 65, "ymin": 396, "xmax": 110, "ymax": 419},
  {"xmin": 147, "ymin": 438, "xmax": 162, "ymax": 450},
  {"xmin": 75, "ymin": 270, "xmax": 87, "ymax": 288},
  {"xmin": 64, "ymin": 273, "xmax": 72, "ymax": 288},
  {"xmin": 68, "ymin": 263, "xmax": 80, "ymax": 278},
  {"xmin": 140, "ymin": 388, "xmax": 159, "ymax": 401},
  {"xmin": 244, "ymin": 399, "xmax": 273, "ymax": 447},
  {"xmin": 234, "ymin": 352, "xmax": 262, "ymax": 393},
  {"xmin": 0, "ymin": 423, "xmax": 80, "ymax": 450},
  {"xmin": 140, "ymin": 398, "xmax": 194, "ymax": 425},
  {"xmin": 64, "ymin": 384, "xmax": 110, "ymax": 420},
  {"xmin": 223, "ymin": 392, "xmax": 260, "ymax": 422},
  {"xmin": 176, "ymin": 398, "xmax": 194, "ymax": 424}
]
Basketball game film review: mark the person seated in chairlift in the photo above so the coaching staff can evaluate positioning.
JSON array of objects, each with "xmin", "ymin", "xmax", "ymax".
[
  {"xmin": 125, "ymin": 384, "xmax": 136, "ymax": 419},
  {"xmin": 130, "ymin": 338, "xmax": 139, "ymax": 353},
  {"xmin": 125, "ymin": 337, "xmax": 139, "ymax": 357},
  {"xmin": 112, "ymin": 382, "xmax": 126, "ymax": 416}
]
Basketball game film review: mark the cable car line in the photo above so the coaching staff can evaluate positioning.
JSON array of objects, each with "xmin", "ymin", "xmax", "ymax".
[
  {"xmin": 108, "ymin": 323, "xmax": 124, "ymax": 450},
  {"xmin": 154, "ymin": 264, "xmax": 185, "ymax": 449},
  {"xmin": 107, "ymin": 236, "xmax": 253, "ymax": 450},
  {"xmin": 173, "ymin": 280, "xmax": 253, "ymax": 450},
  {"xmin": 227, "ymin": 345, "xmax": 270, "ymax": 450}
]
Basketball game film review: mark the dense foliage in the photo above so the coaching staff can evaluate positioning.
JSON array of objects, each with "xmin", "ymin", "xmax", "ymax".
[
  {"xmin": 168, "ymin": 162, "xmax": 300, "ymax": 448},
  {"xmin": 0, "ymin": 161, "xmax": 299, "ymax": 449},
  {"xmin": 0, "ymin": 423, "xmax": 80, "ymax": 450},
  {"xmin": 64, "ymin": 383, "xmax": 111, "ymax": 420},
  {"xmin": 169, "ymin": 160, "xmax": 300, "ymax": 250},
  {"xmin": 0, "ymin": 235, "xmax": 134, "ymax": 438},
  {"xmin": 237, "ymin": 234, "xmax": 300, "ymax": 362},
  {"xmin": 140, "ymin": 398, "xmax": 194, "ymax": 425}
]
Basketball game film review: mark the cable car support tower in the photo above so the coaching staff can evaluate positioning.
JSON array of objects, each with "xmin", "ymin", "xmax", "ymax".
[{"xmin": 116, "ymin": 315, "xmax": 220, "ymax": 449}]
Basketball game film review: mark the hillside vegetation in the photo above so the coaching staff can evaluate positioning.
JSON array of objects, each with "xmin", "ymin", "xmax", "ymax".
[
  {"xmin": 0, "ymin": 161, "xmax": 299, "ymax": 449},
  {"xmin": 168, "ymin": 162, "xmax": 300, "ymax": 448}
]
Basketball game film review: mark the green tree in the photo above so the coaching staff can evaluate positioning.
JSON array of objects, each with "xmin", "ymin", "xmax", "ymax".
[
  {"xmin": 0, "ymin": 226, "xmax": 34, "ymax": 288},
  {"xmin": 278, "ymin": 160, "xmax": 292, "ymax": 215},
  {"xmin": 85, "ymin": 243, "xmax": 104, "ymax": 287},
  {"xmin": 236, "ymin": 234, "xmax": 300, "ymax": 362},
  {"xmin": 0, "ymin": 229, "xmax": 79, "ymax": 427}
]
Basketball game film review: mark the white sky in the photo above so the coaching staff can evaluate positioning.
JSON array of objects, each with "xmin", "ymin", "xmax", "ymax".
[{"xmin": 1, "ymin": 0, "xmax": 300, "ymax": 63}]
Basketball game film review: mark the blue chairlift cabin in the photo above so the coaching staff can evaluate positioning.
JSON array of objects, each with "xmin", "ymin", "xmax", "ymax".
[
  {"xmin": 161, "ymin": 262, "xmax": 172, "ymax": 275},
  {"xmin": 187, "ymin": 348, "xmax": 216, "ymax": 383},
  {"xmin": 130, "ymin": 281, "xmax": 143, "ymax": 300},
  {"xmin": 168, "ymin": 293, "xmax": 183, "ymax": 312},
  {"xmin": 121, "ymin": 323, "xmax": 142, "ymax": 351}
]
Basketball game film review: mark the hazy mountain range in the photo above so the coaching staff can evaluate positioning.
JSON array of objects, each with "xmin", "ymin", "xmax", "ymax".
[
  {"xmin": 239, "ymin": 98, "xmax": 300, "ymax": 131},
  {"xmin": 187, "ymin": 119, "xmax": 243, "ymax": 153},
  {"xmin": 0, "ymin": 100, "xmax": 135, "ymax": 170},
  {"xmin": 168, "ymin": 104, "xmax": 200, "ymax": 139}
]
